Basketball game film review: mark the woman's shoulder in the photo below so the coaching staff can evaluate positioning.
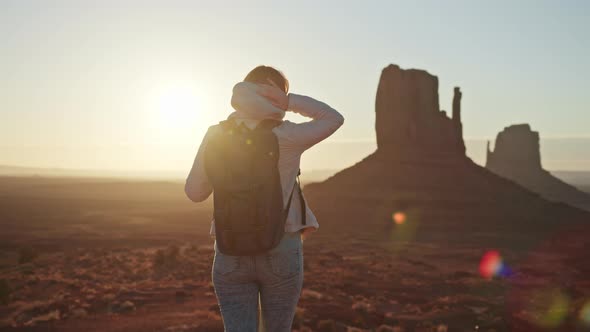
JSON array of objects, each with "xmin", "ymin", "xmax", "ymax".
[
  {"xmin": 271, "ymin": 120, "xmax": 303, "ymax": 141},
  {"xmin": 273, "ymin": 119, "xmax": 298, "ymax": 133}
]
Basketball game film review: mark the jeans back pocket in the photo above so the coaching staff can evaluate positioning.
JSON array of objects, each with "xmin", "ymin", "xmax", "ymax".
[
  {"xmin": 213, "ymin": 251, "xmax": 240, "ymax": 275},
  {"xmin": 268, "ymin": 248, "xmax": 300, "ymax": 278}
]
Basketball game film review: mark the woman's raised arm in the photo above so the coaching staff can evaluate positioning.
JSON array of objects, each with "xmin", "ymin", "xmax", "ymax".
[{"xmin": 280, "ymin": 93, "xmax": 345, "ymax": 151}]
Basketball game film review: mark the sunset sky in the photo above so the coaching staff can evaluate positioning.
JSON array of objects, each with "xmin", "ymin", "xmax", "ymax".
[{"xmin": 1, "ymin": 0, "xmax": 589, "ymax": 173}]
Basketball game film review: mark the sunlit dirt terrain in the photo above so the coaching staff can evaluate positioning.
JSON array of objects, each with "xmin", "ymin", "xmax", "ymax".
[{"xmin": 1, "ymin": 176, "xmax": 589, "ymax": 332}]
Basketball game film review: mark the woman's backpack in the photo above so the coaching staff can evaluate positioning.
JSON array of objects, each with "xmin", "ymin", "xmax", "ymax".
[{"xmin": 204, "ymin": 118, "xmax": 305, "ymax": 256}]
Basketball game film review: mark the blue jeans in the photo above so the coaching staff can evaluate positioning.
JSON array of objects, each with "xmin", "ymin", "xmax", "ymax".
[{"xmin": 211, "ymin": 231, "xmax": 304, "ymax": 332}]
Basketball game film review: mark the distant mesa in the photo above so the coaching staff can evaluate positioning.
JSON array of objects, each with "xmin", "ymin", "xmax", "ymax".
[
  {"xmin": 486, "ymin": 124, "xmax": 542, "ymax": 172},
  {"xmin": 487, "ymin": 124, "xmax": 590, "ymax": 211},
  {"xmin": 304, "ymin": 64, "xmax": 588, "ymax": 238}
]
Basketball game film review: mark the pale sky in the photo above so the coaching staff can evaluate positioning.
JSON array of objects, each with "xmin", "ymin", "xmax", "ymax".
[{"xmin": 1, "ymin": 0, "xmax": 589, "ymax": 173}]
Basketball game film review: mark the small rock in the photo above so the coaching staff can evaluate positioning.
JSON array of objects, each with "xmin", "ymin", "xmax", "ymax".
[
  {"xmin": 114, "ymin": 300, "xmax": 135, "ymax": 313},
  {"xmin": 301, "ymin": 289, "xmax": 323, "ymax": 300},
  {"xmin": 376, "ymin": 325, "xmax": 397, "ymax": 332},
  {"xmin": 25, "ymin": 310, "xmax": 60, "ymax": 326},
  {"xmin": 102, "ymin": 293, "xmax": 116, "ymax": 302},
  {"xmin": 346, "ymin": 327, "xmax": 367, "ymax": 332},
  {"xmin": 14, "ymin": 311, "xmax": 33, "ymax": 325},
  {"xmin": 352, "ymin": 300, "xmax": 375, "ymax": 313},
  {"xmin": 164, "ymin": 324, "xmax": 200, "ymax": 331},
  {"xmin": 70, "ymin": 308, "xmax": 88, "ymax": 318}
]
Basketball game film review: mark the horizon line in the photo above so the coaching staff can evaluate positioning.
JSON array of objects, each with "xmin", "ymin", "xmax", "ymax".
[
  {"xmin": 2, "ymin": 135, "xmax": 590, "ymax": 148},
  {"xmin": 2, "ymin": 162, "xmax": 590, "ymax": 177}
]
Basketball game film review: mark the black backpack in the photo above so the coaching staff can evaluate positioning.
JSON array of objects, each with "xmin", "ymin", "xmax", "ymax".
[{"xmin": 204, "ymin": 118, "xmax": 306, "ymax": 256}]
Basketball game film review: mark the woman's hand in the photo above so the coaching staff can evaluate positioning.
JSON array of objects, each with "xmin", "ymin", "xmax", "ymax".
[{"xmin": 257, "ymin": 82, "xmax": 289, "ymax": 111}]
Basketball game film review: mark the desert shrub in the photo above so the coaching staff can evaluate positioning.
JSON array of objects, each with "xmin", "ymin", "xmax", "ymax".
[
  {"xmin": 18, "ymin": 246, "xmax": 38, "ymax": 264},
  {"xmin": 317, "ymin": 319, "xmax": 336, "ymax": 332},
  {"xmin": 376, "ymin": 325, "xmax": 398, "ymax": 332},
  {"xmin": 153, "ymin": 245, "xmax": 180, "ymax": 269},
  {"xmin": 292, "ymin": 306, "xmax": 305, "ymax": 329},
  {"xmin": 0, "ymin": 279, "xmax": 10, "ymax": 305}
]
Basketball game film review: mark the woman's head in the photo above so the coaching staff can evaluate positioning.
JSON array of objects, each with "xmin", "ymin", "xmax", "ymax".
[{"xmin": 244, "ymin": 65, "xmax": 289, "ymax": 94}]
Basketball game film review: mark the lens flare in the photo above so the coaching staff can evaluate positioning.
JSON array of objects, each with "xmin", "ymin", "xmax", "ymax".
[
  {"xmin": 392, "ymin": 212, "xmax": 406, "ymax": 225},
  {"xmin": 479, "ymin": 250, "xmax": 511, "ymax": 279},
  {"xmin": 526, "ymin": 288, "xmax": 570, "ymax": 328},
  {"xmin": 385, "ymin": 207, "xmax": 419, "ymax": 255},
  {"xmin": 580, "ymin": 301, "xmax": 590, "ymax": 326}
]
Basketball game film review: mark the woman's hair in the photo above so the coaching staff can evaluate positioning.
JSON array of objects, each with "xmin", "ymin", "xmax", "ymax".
[{"xmin": 244, "ymin": 65, "xmax": 289, "ymax": 93}]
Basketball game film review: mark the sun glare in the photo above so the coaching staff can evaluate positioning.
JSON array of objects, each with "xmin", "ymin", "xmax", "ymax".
[
  {"xmin": 146, "ymin": 82, "xmax": 207, "ymax": 143},
  {"xmin": 156, "ymin": 86, "xmax": 201, "ymax": 128}
]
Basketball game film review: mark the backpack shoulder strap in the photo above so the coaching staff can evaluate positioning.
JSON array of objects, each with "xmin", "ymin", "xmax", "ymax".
[
  {"xmin": 297, "ymin": 169, "xmax": 306, "ymax": 226},
  {"xmin": 255, "ymin": 119, "xmax": 282, "ymax": 131},
  {"xmin": 283, "ymin": 169, "xmax": 307, "ymax": 226}
]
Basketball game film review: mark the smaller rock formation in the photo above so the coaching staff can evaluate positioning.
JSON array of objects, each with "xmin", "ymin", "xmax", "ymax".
[
  {"xmin": 486, "ymin": 124, "xmax": 541, "ymax": 173},
  {"xmin": 487, "ymin": 124, "xmax": 590, "ymax": 211}
]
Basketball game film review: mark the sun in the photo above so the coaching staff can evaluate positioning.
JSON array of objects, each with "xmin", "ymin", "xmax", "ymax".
[
  {"xmin": 145, "ymin": 82, "xmax": 212, "ymax": 144},
  {"xmin": 155, "ymin": 85, "xmax": 201, "ymax": 129}
]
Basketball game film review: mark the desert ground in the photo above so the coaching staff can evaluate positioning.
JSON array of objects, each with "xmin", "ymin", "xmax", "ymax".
[{"xmin": 0, "ymin": 176, "xmax": 589, "ymax": 332}]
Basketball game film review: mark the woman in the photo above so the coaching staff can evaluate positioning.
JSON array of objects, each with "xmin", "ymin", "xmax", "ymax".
[{"xmin": 185, "ymin": 65, "xmax": 344, "ymax": 331}]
